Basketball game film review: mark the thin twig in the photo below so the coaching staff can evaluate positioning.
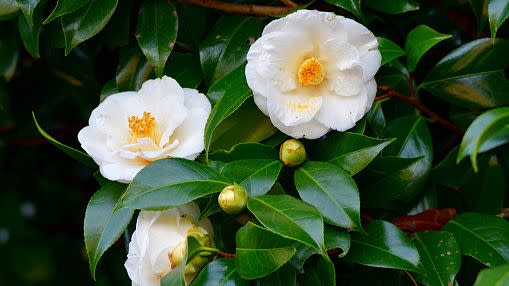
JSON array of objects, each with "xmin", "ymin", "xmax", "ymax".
[
  {"xmin": 200, "ymin": 247, "xmax": 236, "ymax": 258},
  {"xmin": 176, "ymin": 0, "xmax": 295, "ymax": 16},
  {"xmin": 280, "ymin": 0, "xmax": 298, "ymax": 8},
  {"xmin": 408, "ymin": 72, "xmax": 416, "ymax": 98},
  {"xmin": 404, "ymin": 270, "xmax": 419, "ymax": 286}
]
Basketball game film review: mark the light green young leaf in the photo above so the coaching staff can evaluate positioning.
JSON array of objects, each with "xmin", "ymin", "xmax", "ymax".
[
  {"xmin": 473, "ymin": 263, "xmax": 509, "ymax": 286},
  {"xmin": 405, "ymin": 25, "xmax": 451, "ymax": 71}
]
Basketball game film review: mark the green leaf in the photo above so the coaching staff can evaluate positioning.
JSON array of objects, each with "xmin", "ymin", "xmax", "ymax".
[
  {"xmin": 488, "ymin": 0, "xmax": 509, "ymax": 38},
  {"xmin": 164, "ymin": 52, "xmax": 202, "ymax": 89},
  {"xmin": 257, "ymin": 264, "xmax": 296, "ymax": 286},
  {"xmin": 115, "ymin": 46, "xmax": 153, "ymax": 91},
  {"xmin": 420, "ymin": 38, "xmax": 509, "ymax": 109},
  {"xmin": 15, "ymin": 0, "xmax": 40, "ymax": 25},
  {"xmin": 444, "ymin": 213, "xmax": 509, "ymax": 267},
  {"xmin": 44, "ymin": 0, "xmax": 91, "ymax": 24},
  {"xmin": 345, "ymin": 220, "xmax": 421, "ymax": 272},
  {"xmin": 473, "ymin": 263, "xmax": 509, "ymax": 286},
  {"xmin": 101, "ymin": 0, "xmax": 133, "ymax": 49},
  {"xmin": 247, "ymin": 195, "xmax": 325, "ymax": 252},
  {"xmin": 457, "ymin": 107, "xmax": 509, "ymax": 172},
  {"xmin": 204, "ymin": 66, "xmax": 252, "ymax": 160},
  {"xmin": 378, "ymin": 37, "xmax": 406, "ymax": 66},
  {"xmin": 32, "ymin": 112, "xmax": 96, "ymax": 168},
  {"xmin": 116, "ymin": 158, "xmax": 231, "ymax": 210},
  {"xmin": 313, "ymin": 132, "xmax": 394, "ymax": 175},
  {"xmin": 17, "ymin": 2, "xmax": 42, "ymax": 58},
  {"xmin": 208, "ymin": 143, "xmax": 277, "ymax": 163},
  {"xmin": 221, "ymin": 159, "xmax": 282, "ymax": 197},
  {"xmin": 300, "ymin": 256, "xmax": 336, "ymax": 286},
  {"xmin": 469, "ymin": 0, "xmax": 489, "ymax": 32},
  {"xmin": 364, "ymin": 0, "xmax": 419, "ymax": 14},
  {"xmin": 199, "ymin": 15, "xmax": 264, "ymax": 85},
  {"xmin": 236, "ymin": 223, "xmax": 296, "ymax": 279},
  {"xmin": 161, "ymin": 236, "xmax": 203, "ymax": 286},
  {"xmin": 136, "ymin": 0, "xmax": 178, "ymax": 77},
  {"xmin": 413, "ymin": 231, "xmax": 461, "ymax": 286},
  {"xmin": 405, "ymin": 25, "xmax": 451, "ymax": 71},
  {"xmin": 324, "ymin": 225, "xmax": 350, "ymax": 257},
  {"xmin": 99, "ymin": 79, "xmax": 118, "ymax": 103},
  {"xmin": 190, "ymin": 258, "xmax": 247, "ymax": 286},
  {"xmin": 84, "ymin": 181, "xmax": 133, "ymax": 279},
  {"xmin": 0, "ymin": 0, "xmax": 20, "ymax": 17},
  {"xmin": 295, "ymin": 162, "xmax": 361, "ymax": 230},
  {"xmin": 367, "ymin": 101, "xmax": 386, "ymax": 137},
  {"xmin": 323, "ymin": 0, "xmax": 363, "ymax": 19},
  {"xmin": 61, "ymin": 0, "xmax": 118, "ymax": 55}
]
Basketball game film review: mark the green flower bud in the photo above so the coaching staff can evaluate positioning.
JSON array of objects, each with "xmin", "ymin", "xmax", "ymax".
[
  {"xmin": 218, "ymin": 184, "xmax": 248, "ymax": 214},
  {"xmin": 279, "ymin": 139, "xmax": 306, "ymax": 167},
  {"xmin": 184, "ymin": 254, "xmax": 210, "ymax": 275}
]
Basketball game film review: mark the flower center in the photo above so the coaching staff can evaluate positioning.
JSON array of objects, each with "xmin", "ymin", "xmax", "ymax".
[
  {"xmin": 298, "ymin": 57, "xmax": 325, "ymax": 87},
  {"xmin": 128, "ymin": 111, "xmax": 161, "ymax": 144}
]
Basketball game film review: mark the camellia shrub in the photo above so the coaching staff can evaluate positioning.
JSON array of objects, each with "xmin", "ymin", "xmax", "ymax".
[{"xmin": 3, "ymin": 0, "xmax": 509, "ymax": 285}]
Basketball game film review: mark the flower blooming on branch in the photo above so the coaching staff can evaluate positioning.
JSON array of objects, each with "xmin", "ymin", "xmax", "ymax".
[
  {"xmin": 78, "ymin": 76, "xmax": 211, "ymax": 183},
  {"xmin": 245, "ymin": 9, "xmax": 381, "ymax": 139},
  {"xmin": 124, "ymin": 203, "xmax": 213, "ymax": 286}
]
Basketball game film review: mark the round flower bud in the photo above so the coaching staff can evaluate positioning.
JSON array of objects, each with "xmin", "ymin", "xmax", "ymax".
[
  {"xmin": 185, "ymin": 254, "xmax": 210, "ymax": 275},
  {"xmin": 279, "ymin": 139, "xmax": 306, "ymax": 167},
  {"xmin": 218, "ymin": 184, "xmax": 248, "ymax": 215}
]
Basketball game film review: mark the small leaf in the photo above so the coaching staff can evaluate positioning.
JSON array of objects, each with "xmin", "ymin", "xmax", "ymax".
[
  {"xmin": 221, "ymin": 159, "xmax": 282, "ymax": 197},
  {"xmin": 44, "ymin": 0, "xmax": 91, "ymax": 24},
  {"xmin": 323, "ymin": 0, "xmax": 363, "ymax": 19},
  {"xmin": 247, "ymin": 195, "xmax": 325, "ymax": 252},
  {"xmin": 473, "ymin": 263, "xmax": 509, "ymax": 286},
  {"xmin": 32, "ymin": 112, "xmax": 96, "ymax": 167},
  {"xmin": 488, "ymin": 0, "xmax": 509, "ymax": 38},
  {"xmin": 444, "ymin": 213, "xmax": 509, "ymax": 267},
  {"xmin": 116, "ymin": 158, "xmax": 231, "ymax": 210},
  {"xmin": 208, "ymin": 143, "xmax": 277, "ymax": 163},
  {"xmin": 378, "ymin": 37, "xmax": 406, "ymax": 66},
  {"xmin": 17, "ymin": 2, "xmax": 42, "ymax": 58},
  {"xmin": 85, "ymin": 181, "xmax": 133, "ymax": 279},
  {"xmin": 457, "ymin": 107, "xmax": 509, "ymax": 172},
  {"xmin": 364, "ymin": 0, "xmax": 419, "ymax": 14},
  {"xmin": 15, "ymin": 0, "xmax": 41, "ymax": 25},
  {"xmin": 295, "ymin": 162, "xmax": 361, "ymax": 230},
  {"xmin": 115, "ymin": 46, "xmax": 153, "ymax": 91},
  {"xmin": 345, "ymin": 220, "xmax": 421, "ymax": 272},
  {"xmin": 190, "ymin": 258, "xmax": 247, "ymax": 286},
  {"xmin": 236, "ymin": 223, "xmax": 296, "ymax": 279},
  {"xmin": 136, "ymin": 0, "xmax": 178, "ymax": 77},
  {"xmin": 405, "ymin": 25, "xmax": 451, "ymax": 71},
  {"xmin": 324, "ymin": 225, "xmax": 350, "ymax": 257}
]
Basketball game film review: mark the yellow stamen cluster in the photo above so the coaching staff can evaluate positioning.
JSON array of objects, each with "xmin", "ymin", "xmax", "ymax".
[
  {"xmin": 128, "ymin": 112, "xmax": 156, "ymax": 138},
  {"xmin": 298, "ymin": 57, "xmax": 325, "ymax": 86}
]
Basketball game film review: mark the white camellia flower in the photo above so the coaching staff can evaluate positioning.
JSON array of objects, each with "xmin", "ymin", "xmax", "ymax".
[
  {"xmin": 245, "ymin": 9, "xmax": 381, "ymax": 139},
  {"xmin": 78, "ymin": 76, "xmax": 211, "ymax": 183},
  {"xmin": 125, "ymin": 202, "xmax": 213, "ymax": 286}
]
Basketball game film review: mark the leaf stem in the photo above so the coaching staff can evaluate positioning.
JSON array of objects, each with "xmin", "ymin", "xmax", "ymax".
[
  {"xmin": 176, "ymin": 0, "xmax": 296, "ymax": 16},
  {"xmin": 200, "ymin": 247, "xmax": 236, "ymax": 258},
  {"xmin": 404, "ymin": 270, "xmax": 419, "ymax": 286}
]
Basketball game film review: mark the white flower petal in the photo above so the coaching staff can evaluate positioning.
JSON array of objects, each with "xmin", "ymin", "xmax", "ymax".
[
  {"xmin": 253, "ymin": 92, "xmax": 269, "ymax": 116},
  {"xmin": 365, "ymin": 78, "xmax": 378, "ymax": 113},
  {"xmin": 138, "ymin": 76, "xmax": 185, "ymax": 105},
  {"xmin": 100, "ymin": 162, "xmax": 144, "ymax": 183},
  {"xmin": 269, "ymin": 113, "xmax": 329, "ymax": 139},
  {"xmin": 267, "ymin": 88, "xmax": 323, "ymax": 126},
  {"xmin": 77, "ymin": 126, "xmax": 114, "ymax": 165},
  {"xmin": 315, "ymin": 88, "xmax": 368, "ymax": 131},
  {"xmin": 326, "ymin": 65, "xmax": 364, "ymax": 97}
]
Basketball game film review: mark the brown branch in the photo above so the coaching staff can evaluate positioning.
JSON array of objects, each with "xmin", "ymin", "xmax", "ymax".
[
  {"xmin": 217, "ymin": 251, "xmax": 236, "ymax": 258},
  {"xmin": 280, "ymin": 0, "xmax": 297, "ymax": 8},
  {"xmin": 176, "ymin": 0, "xmax": 295, "ymax": 16},
  {"xmin": 405, "ymin": 270, "xmax": 419, "ymax": 286},
  {"xmin": 408, "ymin": 73, "xmax": 416, "ymax": 98}
]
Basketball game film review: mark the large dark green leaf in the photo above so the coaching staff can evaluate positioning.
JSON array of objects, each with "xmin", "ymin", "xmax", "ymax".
[
  {"xmin": 116, "ymin": 158, "xmax": 231, "ymax": 210},
  {"xmin": 61, "ymin": 0, "xmax": 118, "ymax": 55},
  {"xmin": 323, "ymin": 0, "xmax": 363, "ymax": 19},
  {"xmin": 199, "ymin": 15, "xmax": 263, "ymax": 85},
  {"xmin": 84, "ymin": 181, "xmax": 133, "ymax": 279},
  {"xmin": 44, "ymin": 0, "xmax": 91, "ymax": 24},
  {"xmin": 378, "ymin": 37, "xmax": 406, "ymax": 66},
  {"xmin": 247, "ymin": 195, "xmax": 325, "ymax": 252},
  {"xmin": 313, "ymin": 132, "xmax": 394, "ymax": 175},
  {"xmin": 0, "ymin": 0, "xmax": 20, "ymax": 17},
  {"xmin": 15, "ymin": 0, "xmax": 40, "ymax": 25},
  {"xmin": 405, "ymin": 25, "xmax": 451, "ymax": 71},
  {"xmin": 221, "ymin": 159, "xmax": 282, "ymax": 197},
  {"xmin": 469, "ymin": 0, "xmax": 489, "ymax": 32},
  {"xmin": 295, "ymin": 162, "xmax": 361, "ymax": 230},
  {"xmin": 457, "ymin": 107, "xmax": 509, "ymax": 172},
  {"xmin": 413, "ymin": 231, "xmax": 461, "ymax": 286},
  {"xmin": 236, "ymin": 223, "xmax": 296, "ymax": 279},
  {"xmin": 444, "ymin": 213, "xmax": 509, "ymax": 267},
  {"xmin": 300, "ymin": 256, "xmax": 336, "ymax": 286},
  {"xmin": 257, "ymin": 264, "xmax": 296, "ymax": 286},
  {"xmin": 473, "ymin": 263, "xmax": 509, "ymax": 286},
  {"xmin": 161, "ymin": 236, "xmax": 203, "ymax": 286},
  {"xmin": 136, "ymin": 0, "xmax": 178, "ymax": 77},
  {"xmin": 488, "ymin": 0, "xmax": 509, "ymax": 37},
  {"xmin": 346, "ymin": 221, "xmax": 420, "ymax": 272},
  {"xmin": 364, "ymin": 0, "xmax": 419, "ymax": 14},
  {"xmin": 208, "ymin": 143, "xmax": 277, "ymax": 163},
  {"xmin": 115, "ymin": 46, "xmax": 153, "ymax": 91},
  {"xmin": 17, "ymin": 1, "xmax": 42, "ymax": 58},
  {"xmin": 190, "ymin": 258, "xmax": 247, "ymax": 286},
  {"xmin": 324, "ymin": 225, "xmax": 350, "ymax": 257},
  {"xmin": 164, "ymin": 52, "xmax": 203, "ymax": 89},
  {"xmin": 420, "ymin": 38, "xmax": 509, "ymax": 109}
]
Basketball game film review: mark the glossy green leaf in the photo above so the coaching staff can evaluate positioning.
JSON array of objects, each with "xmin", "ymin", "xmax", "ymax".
[
  {"xmin": 346, "ymin": 220, "xmax": 421, "ymax": 272},
  {"xmin": 190, "ymin": 258, "xmax": 247, "ymax": 286},
  {"xmin": 457, "ymin": 107, "xmax": 509, "ymax": 172},
  {"xmin": 199, "ymin": 15, "xmax": 263, "ymax": 85},
  {"xmin": 488, "ymin": 0, "xmax": 509, "ymax": 38},
  {"xmin": 405, "ymin": 25, "xmax": 451, "ymax": 71},
  {"xmin": 164, "ymin": 52, "xmax": 202, "ymax": 89},
  {"xmin": 101, "ymin": 0, "xmax": 133, "ymax": 49},
  {"xmin": 221, "ymin": 159, "xmax": 282, "ymax": 197},
  {"xmin": 0, "ymin": 0, "xmax": 20, "ymax": 17},
  {"xmin": 236, "ymin": 223, "xmax": 296, "ymax": 279},
  {"xmin": 257, "ymin": 264, "xmax": 296, "ymax": 286},
  {"xmin": 313, "ymin": 132, "xmax": 394, "ymax": 175},
  {"xmin": 136, "ymin": 0, "xmax": 178, "ymax": 77},
  {"xmin": 161, "ymin": 236, "xmax": 203, "ymax": 286},
  {"xmin": 204, "ymin": 66, "xmax": 252, "ymax": 160},
  {"xmin": 116, "ymin": 158, "xmax": 231, "ymax": 210},
  {"xmin": 295, "ymin": 162, "xmax": 361, "ymax": 230},
  {"xmin": 84, "ymin": 181, "xmax": 133, "ymax": 279},
  {"xmin": 44, "ymin": 0, "xmax": 91, "ymax": 24},
  {"xmin": 208, "ymin": 143, "xmax": 277, "ymax": 163},
  {"xmin": 364, "ymin": 0, "xmax": 419, "ymax": 14},
  {"xmin": 324, "ymin": 225, "xmax": 350, "ymax": 257},
  {"xmin": 247, "ymin": 195, "xmax": 325, "ymax": 252},
  {"xmin": 323, "ymin": 0, "xmax": 363, "ymax": 19},
  {"xmin": 444, "ymin": 213, "xmax": 509, "ymax": 267},
  {"xmin": 473, "ymin": 263, "xmax": 509, "ymax": 286},
  {"xmin": 61, "ymin": 0, "xmax": 118, "ymax": 55},
  {"xmin": 469, "ymin": 0, "xmax": 489, "ymax": 32},
  {"xmin": 367, "ymin": 101, "xmax": 386, "ymax": 137},
  {"xmin": 15, "ymin": 0, "xmax": 40, "ymax": 25},
  {"xmin": 413, "ymin": 231, "xmax": 461, "ymax": 286},
  {"xmin": 32, "ymin": 112, "xmax": 96, "ymax": 167},
  {"xmin": 300, "ymin": 256, "xmax": 335, "ymax": 286},
  {"xmin": 420, "ymin": 38, "xmax": 509, "ymax": 109},
  {"xmin": 17, "ymin": 2, "xmax": 41, "ymax": 58},
  {"xmin": 115, "ymin": 46, "xmax": 153, "ymax": 91},
  {"xmin": 378, "ymin": 37, "xmax": 406, "ymax": 66}
]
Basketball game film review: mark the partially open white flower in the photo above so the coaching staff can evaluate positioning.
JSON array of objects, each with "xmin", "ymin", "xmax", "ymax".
[
  {"xmin": 124, "ymin": 203, "xmax": 213, "ymax": 286},
  {"xmin": 78, "ymin": 76, "xmax": 211, "ymax": 183},
  {"xmin": 246, "ymin": 10, "xmax": 381, "ymax": 139}
]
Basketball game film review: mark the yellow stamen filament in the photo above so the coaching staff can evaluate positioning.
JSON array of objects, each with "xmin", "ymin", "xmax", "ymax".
[
  {"xmin": 298, "ymin": 57, "xmax": 325, "ymax": 87},
  {"xmin": 128, "ymin": 112, "xmax": 161, "ymax": 145}
]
